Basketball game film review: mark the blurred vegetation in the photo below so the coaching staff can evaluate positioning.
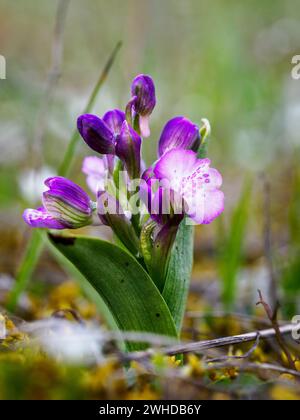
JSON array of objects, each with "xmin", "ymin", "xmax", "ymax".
[{"xmin": 0, "ymin": 0, "xmax": 300, "ymax": 400}]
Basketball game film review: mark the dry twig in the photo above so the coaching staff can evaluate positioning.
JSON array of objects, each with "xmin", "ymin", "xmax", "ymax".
[
  {"xmin": 205, "ymin": 332, "xmax": 261, "ymax": 363},
  {"xmin": 256, "ymin": 289, "xmax": 295, "ymax": 370},
  {"xmin": 125, "ymin": 323, "xmax": 297, "ymax": 362}
]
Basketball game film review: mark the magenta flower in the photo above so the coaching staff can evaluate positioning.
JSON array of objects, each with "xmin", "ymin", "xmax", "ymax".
[
  {"xmin": 142, "ymin": 148, "xmax": 224, "ymax": 225},
  {"xmin": 77, "ymin": 114, "xmax": 116, "ymax": 155},
  {"xmin": 78, "ymin": 109, "xmax": 142, "ymax": 179},
  {"xmin": 23, "ymin": 177, "xmax": 94, "ymax": 229},
  {"xmin": 77, "ymin": 109, "xmax": 125, "ymax": 154},
  {"xmin": 158, "ymin": 116, "xmax": 200, "ymax": 157},
  {"xmin": 127, "ymin": 74, "xmax": 156, "ymax": 138}
]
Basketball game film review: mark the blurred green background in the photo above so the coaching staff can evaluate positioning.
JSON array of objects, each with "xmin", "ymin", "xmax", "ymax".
[{"xmin": 1, "ymin": 0, "xmax": 300, "ymax": 316}]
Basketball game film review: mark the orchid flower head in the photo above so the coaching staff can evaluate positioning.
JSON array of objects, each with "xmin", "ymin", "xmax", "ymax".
[
  {"xmin": 23, "ymin": 176, "xmax": 94, "ymax": 229},
  {"xmin": 142, "ymin": 148, "xmax": 224, "ymax": 225},
  {"xmin": 77, "ymin": 114, "xmax": 116, "ymax": 155},
  {"xmin": 127, "ymin": 74, "xmax": 156, "ymax": 138}
]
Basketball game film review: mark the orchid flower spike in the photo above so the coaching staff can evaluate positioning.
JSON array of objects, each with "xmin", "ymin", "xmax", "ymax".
[{"xmin": 23, "ymin": 177, "xmax": 94, "ymax": 229}]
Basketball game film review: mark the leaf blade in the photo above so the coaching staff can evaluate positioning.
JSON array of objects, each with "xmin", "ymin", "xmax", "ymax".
[
  {"xmin": 162, "ymin": 221, "xmax": 194, "ymax": 332},
  {"xmin": 49, "ymin": 234, "xmax": 178, "ymax": 350}
]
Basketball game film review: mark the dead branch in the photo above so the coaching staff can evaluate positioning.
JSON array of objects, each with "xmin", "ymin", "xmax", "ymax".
[
  {"xmin": 126, "ymin": 323, "xmax": 297, "ymax": 361},
  {"xmin": 256, "ymin": 290, "xmax": 295, "ymax": 369},
  {"xmin": 205, "ymin": 332, "xmax": 261, "ymax": 363},
  {"xmin": 166, "ymin": 323, "xmax": 296, "ymax": 356}
]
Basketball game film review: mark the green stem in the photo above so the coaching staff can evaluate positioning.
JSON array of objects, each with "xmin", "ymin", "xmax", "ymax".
[
  {"xmin": 162, "ymin": 221, "xmax": 194, "ymax": 332},
  {"xmin": 6, "ymin": 230, "xmax": 45, "ymax": 311},
  {"xmin": 150, "ymin": 221, "xmax": 180, "ymax": 292},
  {"xmin": 7, "ymin": 42, "xmax": 122, "ymax": 311}
]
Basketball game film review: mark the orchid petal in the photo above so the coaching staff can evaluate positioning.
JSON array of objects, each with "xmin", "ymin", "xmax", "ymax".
[
  {"xmin": 131, "ymin": 74, "xmax": 156, "ymax": 116},
  {"xmin": 23, "ymin": 207, "xmax": 66, "ymax": 229},
  {"xmin": 158, "ymin": 116, "xmax": 200, "ymax": 157},
  {"xmin": 116, "ymin": 121, "xmax": 141, "ymax": 179},
  {"xmin": 44, "ymin": 177, "xmax": 91, "ymax": 214},
  {"xmin": 77, "ymin": 114, "xmax": 115, "ymax": 155},
  {"xmin": 102, "ymin": 109, "xmax": 125, "ymax": 136}
]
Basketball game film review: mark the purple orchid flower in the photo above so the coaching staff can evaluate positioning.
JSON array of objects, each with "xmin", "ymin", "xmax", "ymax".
[
  {"xmin": 77, "ymin": 114, "xmax": 116, "ymax": 155},
  {"xmin": 77, "ymin": 109, "xmax": 125, "ymax": 155},
  {"xmin": 158, "ymin": 116, "xmax": 200, "ymax": 157},
  {"xmin": 142, "ymin": 148, "xmax": 224, "ymax": 225},
  {"xmin": 127, "ymin": 74, "xmax": 156, "ymax": 138},
  {"xmin": 140, "ymin": 146, "xmax": 223, "ymax": 290},
  {"xmin": 23, "ymin": 177, "xmax": 94, "ymax": 229},
  {"xmin": 78, "ymin": 109, "xmax": 141, "ymax": 180}
]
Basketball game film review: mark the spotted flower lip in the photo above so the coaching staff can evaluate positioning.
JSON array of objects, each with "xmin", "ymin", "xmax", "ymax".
[
  {"xmin": 23, "ymin": 177, "xmax": 93, "ymax": 229},
  {"xmin": 158, "ymin": 116, "xmax": 200, "ymax": 157},
  {"xmin": 142, "ymin": 148, "xmax": 224, "ymax": 225},
  {"xmin": 77, "ymin": 114, "xmax": 116, "ymax": 155}
]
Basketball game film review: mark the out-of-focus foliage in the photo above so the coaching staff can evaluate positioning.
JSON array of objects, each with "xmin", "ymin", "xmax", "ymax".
[
  {"xmin": 1, "ymin": 291, "xmax": 300, "ymax": 400},
  {"xmin": 218, "ymin": 180, "xmax": 252, "ymax": 309}
]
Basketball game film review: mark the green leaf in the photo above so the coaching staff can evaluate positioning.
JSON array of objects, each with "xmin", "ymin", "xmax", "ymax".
[
  {"xmin": 162, "ymin": 221, "xmax": 194, "ymax": 332},
  {"xmin": 48, "ymin": 234, "xmax": 178, "ymax": 351},
  {"xmin": 47, "ymin": 239, "xmax": 119, "ymax": 332}
]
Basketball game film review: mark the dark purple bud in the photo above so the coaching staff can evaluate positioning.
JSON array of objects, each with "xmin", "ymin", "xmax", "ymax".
[
  {"xmin": 102, "ymin": 109, "xmax": 125, "ymax": 136},
  {"xmin": 158, "ymin": 116, "xmax": 200, "ymax": 157},
  {"xmin": 77, "ymin": 114, "xmax": 115, "ymax": 155},
  {"xmin": 115, "ymin": 121, "xmax": 141, "ymax": 179},
  {"xmin": 131, "ymin": 74, "xmax": 156, "ymax": 116},
  {"xmin": 130, "ymin": 74, "xmax": 156, "ymax": 138}
]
